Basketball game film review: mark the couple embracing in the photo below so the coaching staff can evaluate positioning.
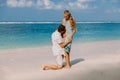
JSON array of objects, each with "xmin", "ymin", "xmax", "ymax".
[{"xmin": 42, "ymin": 10, "xmax": 77, "ymax": 70}]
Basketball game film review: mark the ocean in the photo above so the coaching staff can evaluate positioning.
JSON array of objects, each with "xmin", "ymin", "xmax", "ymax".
[{"xmin": 0, "ymin": 22, "xmax": 120, "ymax": 50}]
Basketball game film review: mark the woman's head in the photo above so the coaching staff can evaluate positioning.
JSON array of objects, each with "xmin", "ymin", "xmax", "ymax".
[
  {"xmin": 64, "ymin": 10, "xmax": 76, "ymax": 30},
  {"xmin": 58, "ymin": 24, "xmax": 66, "ymax": 38},
  {"xmin": 64, "ymin": 10, "xmax": 71, "ymax": 20}
]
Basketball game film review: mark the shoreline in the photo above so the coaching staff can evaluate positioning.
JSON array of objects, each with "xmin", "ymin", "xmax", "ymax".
[{"xmin": 0, "ymin": 39, "xmax": 120, "ymax": 51}]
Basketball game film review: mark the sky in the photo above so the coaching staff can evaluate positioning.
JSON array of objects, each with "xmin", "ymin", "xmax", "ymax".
[{"xmin": 0, "ymin": 0, "xmax": 120, "ymax": 22}]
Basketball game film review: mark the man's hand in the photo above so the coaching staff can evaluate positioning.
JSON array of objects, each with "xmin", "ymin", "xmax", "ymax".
[{"xmin": 59, "ymin": 36, "xmax": 72, "ymax": 48}]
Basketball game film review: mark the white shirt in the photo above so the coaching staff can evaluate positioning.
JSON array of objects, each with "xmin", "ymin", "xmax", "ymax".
[{"xmin": 51, "ymin": 31, "xmax": 65, "ymax": 56}]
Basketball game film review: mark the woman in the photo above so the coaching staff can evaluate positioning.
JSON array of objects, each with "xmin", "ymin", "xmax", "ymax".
[
  {"xmin": 41, "ymin": 24, "xmax": 72, "ymax": 70},
  {"xmin": 62, "ymin": 10, "xmax": 77, "ymax": 69}
]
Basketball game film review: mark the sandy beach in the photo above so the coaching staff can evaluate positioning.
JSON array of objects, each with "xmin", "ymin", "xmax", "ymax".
[{"xmin": 0, "ymin": 40, "xmax": 120, "ymax": 80}]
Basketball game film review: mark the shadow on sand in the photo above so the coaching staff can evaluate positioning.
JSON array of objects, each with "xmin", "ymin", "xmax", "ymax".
[{"xmin": 63, "ymin": 58, "xmax": 85, "ymax": 66}]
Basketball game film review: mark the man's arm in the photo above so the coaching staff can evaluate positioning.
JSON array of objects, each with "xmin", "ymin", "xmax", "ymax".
[
  {"xmin": 59, "ymin": 36, "xmax": 72, "ymax": 48},
  {"xmin": 59, "ymin": 42, "xmax": 70, "ymax": 48}
]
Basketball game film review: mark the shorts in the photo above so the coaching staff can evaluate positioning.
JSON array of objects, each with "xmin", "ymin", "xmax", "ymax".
[{"xmin": 65, "ymin": 43, "xmax": 72, "ymax": 53}]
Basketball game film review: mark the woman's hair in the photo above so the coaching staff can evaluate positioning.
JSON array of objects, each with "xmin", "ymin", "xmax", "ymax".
[
  {"xmin": 58, "ymin": 24, "xmax": 66, "ymax": 38},
  {"xmin": 64, "ymin": 10, "xmax": 76, "ymax": 30}
]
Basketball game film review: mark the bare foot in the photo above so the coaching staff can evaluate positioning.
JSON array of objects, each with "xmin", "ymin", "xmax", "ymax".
[
  {"xmin": 56, "ymin": 67, "xmax": 63, "ymax": 70},
  {"xmin": 41, "ymin": 65, "xmax": 46, "ymax": 70},
  {"xmin": 64, "ymin": 66, "xmax": 71, "ymax": 69}
]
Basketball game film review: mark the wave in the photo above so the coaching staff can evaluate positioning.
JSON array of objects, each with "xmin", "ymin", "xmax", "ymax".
[
  {"xmin": 0, "ymin": 22, "xmax": 61, "ymax": 24},
  {"xmin": 0, "ymin": 21, "xmax": 120, "ymax": 24},
  {"xmin": 76, "ymin": 22, "xmax": 120, "ymax": 24}
]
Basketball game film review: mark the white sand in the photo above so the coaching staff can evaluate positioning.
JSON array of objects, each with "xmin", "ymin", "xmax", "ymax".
[{"xmin": 0, "ymin": 40, "xmax": 120, "ymax": 80}]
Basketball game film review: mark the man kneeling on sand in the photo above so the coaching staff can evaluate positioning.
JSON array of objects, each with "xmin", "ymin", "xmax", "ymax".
[{"xmin": 42, "ymin": 24, "xmax": 72, "ymax": 70}]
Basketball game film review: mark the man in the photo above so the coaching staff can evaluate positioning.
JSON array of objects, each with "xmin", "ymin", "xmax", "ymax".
[{"xmin": 42, "ymin": 24, "xmax": 72, "ymax": 70}]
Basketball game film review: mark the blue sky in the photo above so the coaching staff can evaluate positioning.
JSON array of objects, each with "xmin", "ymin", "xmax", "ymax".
[{"xmin": 0, "ymin": 0, "xmax": 120, "ymax": 22}]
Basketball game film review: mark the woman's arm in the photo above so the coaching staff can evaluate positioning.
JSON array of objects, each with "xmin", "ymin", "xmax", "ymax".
[
  {"xmin": 62, "ymin": 18, "xmax": 66, "ymax": 26},
  {"xmin": 70, "ymin": 18, "xmax": 77, "ymax": 38}
]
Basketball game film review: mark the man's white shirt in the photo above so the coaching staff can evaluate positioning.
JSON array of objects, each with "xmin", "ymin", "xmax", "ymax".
[{"xmin": 52, "ymin": 30, "xmax": 65, "ymax": 56}]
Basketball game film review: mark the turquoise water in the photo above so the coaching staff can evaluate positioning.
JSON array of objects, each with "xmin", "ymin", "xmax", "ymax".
[{"xmin": 0, "ymin": 22, "xmax": 120, "ymax": 49}]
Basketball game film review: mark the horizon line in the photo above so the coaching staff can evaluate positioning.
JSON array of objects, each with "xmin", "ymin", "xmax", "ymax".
[{"xmin": 0, "ymin": 21, "xmax": 120, "ymax": 24}]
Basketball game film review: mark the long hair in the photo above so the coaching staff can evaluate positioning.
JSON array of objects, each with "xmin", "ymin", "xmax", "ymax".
[
  {"xmin": 64, "ymin": 10, "xmax": 76, "ymax": 30},
  {"xmin": 58, "ymin": 24, "xmax": 66, "ymax": 38}
]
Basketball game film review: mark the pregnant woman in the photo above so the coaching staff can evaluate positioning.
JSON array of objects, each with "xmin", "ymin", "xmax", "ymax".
[{"xmin": 62, "ymin": 10, "xmax": 77, "ymax": 69}]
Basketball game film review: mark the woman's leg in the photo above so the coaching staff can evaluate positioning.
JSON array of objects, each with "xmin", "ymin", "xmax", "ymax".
[{"xmin": 65, "ymin": 52, "xmax": 71, "ymax": 69}]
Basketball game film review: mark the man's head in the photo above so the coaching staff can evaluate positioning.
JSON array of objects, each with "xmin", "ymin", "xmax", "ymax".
[{"xmin": 58, "ymin": 24, "xmax": 66, "ymax": 38}]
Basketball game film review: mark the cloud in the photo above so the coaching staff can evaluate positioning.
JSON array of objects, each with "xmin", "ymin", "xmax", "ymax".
[
  {"xmin": 36, "ymin": 0, "xmax": 63, "ymax": 9},
  {"xmin": 7, "ymin": 0, "xmax": 34, "ymax": 7},
  {"xmin": 102, "ymin": 0, "xmax": 120, "ymax": 3},
  {"xmin": 6, "ymin": 0, "xmax": 64, "ymax": 9},
  {"xmin": 111, "ymin": 0, "xmax": 119, "ymax": 3},
  {"xmin": 6, "ymin": 0, "xmax": 96, "ymax": 10},
  {"xmin": 101, "ymin": 0, "xmax": 105, "ymax": 3},
  {"xmin": 68, "ymin": 0, "xmax": 95, "ymax": 9},
  {"xmin": 106, "ymin": 8, "xmax": 120, "ymax": 13}
]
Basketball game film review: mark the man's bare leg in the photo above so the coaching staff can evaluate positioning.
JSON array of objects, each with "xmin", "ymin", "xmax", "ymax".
[{"xmin": 41, "ymin": 64, "xmax": 62, "ymax": 70}]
